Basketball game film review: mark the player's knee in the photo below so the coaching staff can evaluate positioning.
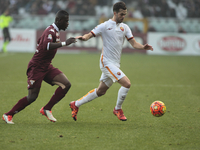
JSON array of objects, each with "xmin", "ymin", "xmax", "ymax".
[
  {"xmin": 126, "ymin": 82, "xmax": 131, "ymax": 88},
  {"xmin": 63, "ymin": 82, "xmax": 71, "ymax": 92},
  {"xmin": 27, "ymin": 94, "xmax": 38, "ymax": 104},
  {"xmin": 96, "ymin": 90, "xmax": 106, "ymax": 97}
]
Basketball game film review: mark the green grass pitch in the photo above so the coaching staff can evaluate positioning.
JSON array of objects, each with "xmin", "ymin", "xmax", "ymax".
[{"xmin": 0, "ymin": 52, "xmax": 200, "ymax": 150}]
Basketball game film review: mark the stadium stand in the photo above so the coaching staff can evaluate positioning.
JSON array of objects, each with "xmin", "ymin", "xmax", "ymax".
[{"xmin": 0, "ymin": 0, "xmax": 200, "ymax": 33}]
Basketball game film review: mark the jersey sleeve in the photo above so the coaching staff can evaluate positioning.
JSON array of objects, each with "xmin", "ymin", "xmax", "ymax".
[
  {"xmin": 42, "ymin": 28, "xmax": 57, "ymax": 50},
  {"xmin": 91, "ymin": 23, "xmax": 105, "ymax": 37},
  {"xmin": 125, "ymin": 24, "xmax": 134, "ymax": 41}
]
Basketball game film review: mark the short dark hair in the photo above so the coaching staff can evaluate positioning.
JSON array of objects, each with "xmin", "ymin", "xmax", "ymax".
[
  {"xmin": 113, "ymin": 1, "xmax": 127, "ymax": 13},
  {"xmin": 55, "ymin": 10, "xmax": 69, "ymax": 21}
]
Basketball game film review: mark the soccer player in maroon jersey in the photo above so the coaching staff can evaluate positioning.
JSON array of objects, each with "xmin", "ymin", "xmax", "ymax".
[{"xmin": 2, "ymin": 10, "xmax": 77, "ymax": 124}]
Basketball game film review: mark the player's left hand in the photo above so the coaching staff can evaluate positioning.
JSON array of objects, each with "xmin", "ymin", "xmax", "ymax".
[
  {"xmin": 144, "ymin": 44, "xmax": 153, "ymax": 51},
  {"xmin": 66, "ymin": 37, "xmax": 77, "ymax": 45}
]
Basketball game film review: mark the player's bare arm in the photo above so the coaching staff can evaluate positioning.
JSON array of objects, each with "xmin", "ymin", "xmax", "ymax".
[
  {"xmin": 76, "ymin": 32, "xmax": 93, "ymax": 41},
  {"xmin": 48, "ymin": 37, "xmax": 77, "ymax": 50},
  {"xmin": 129, "ymin": 38, "xmax": 153, "ymax": 51}
]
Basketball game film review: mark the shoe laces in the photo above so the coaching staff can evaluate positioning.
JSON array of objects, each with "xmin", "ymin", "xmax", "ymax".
[
  {"xmin": 116, "ymin": 109, "xmax": 124, "ymax": 117},
  {"xmin": 72, "ymin": 104, "xmax": 78, "ymax": 112},
  {"xmin": 7, "ymin": 115, "xmax": 13, "ymax": 121}
]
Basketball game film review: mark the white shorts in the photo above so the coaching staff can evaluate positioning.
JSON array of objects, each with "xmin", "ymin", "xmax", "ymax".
[{"xmin": 100, "ymin": 61, "xmax": 125, "ymax": 87}]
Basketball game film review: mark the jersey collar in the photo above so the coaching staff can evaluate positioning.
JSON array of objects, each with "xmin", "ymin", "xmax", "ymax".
[
  {"xmin": 52, "ymin": 23, "xmax": 59, "ymax": 32},
  {"xmin": 109, "ymin": 19, "xmax": 120, "ymax": 26}
]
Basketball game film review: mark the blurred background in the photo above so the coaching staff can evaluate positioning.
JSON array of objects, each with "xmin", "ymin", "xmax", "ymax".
[
  {"xmin": 0, "ymin": 0, "xmax": 200, "ymax": 55},
  {"xmin": 1, "ymin": 0, "xmax": 200, "ymax": 33}
]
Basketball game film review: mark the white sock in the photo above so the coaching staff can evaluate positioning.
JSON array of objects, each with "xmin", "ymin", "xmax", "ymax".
[
  {"xmin": 75, "ymin": 89, "xmax": 98, "ymax": 107},
  {"xmin": 115, "ymin": 86, "xmax": 130, "ymax": 110}
]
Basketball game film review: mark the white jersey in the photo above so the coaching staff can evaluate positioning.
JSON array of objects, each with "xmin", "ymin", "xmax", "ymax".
[{"xmin": 91, "ymin": 19, "xmax": 133, "ymax": 67}]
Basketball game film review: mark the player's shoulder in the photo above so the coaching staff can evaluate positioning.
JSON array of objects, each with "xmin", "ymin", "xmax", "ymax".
[
  {"xmin": 43, "ymin": 25, "xmax": 57, "ymax": 35},
  {"xmin": 47, "ymin": 25, "xmax": 56, "ymax": 32},
  {"xmin": 120, "ymin": 22, "xmax": 131, "ymax": 31},
  {"xmin": 120, "ymin": 22, "xmax": 129, "ymax": 28}
]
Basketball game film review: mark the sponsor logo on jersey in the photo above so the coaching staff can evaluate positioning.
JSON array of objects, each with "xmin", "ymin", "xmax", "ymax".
[{"xmin": 107, "ymin": 28, "xmax": 112, "ymax": 30}]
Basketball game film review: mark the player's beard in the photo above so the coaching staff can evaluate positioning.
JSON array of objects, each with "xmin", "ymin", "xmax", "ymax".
[
  {"xmin": 116, "ymin": 16, "xmax": 123, "ymax": 23},
  {"xmin": 117, "ymin": 18, "xmax": 123, "ymax": 23}
]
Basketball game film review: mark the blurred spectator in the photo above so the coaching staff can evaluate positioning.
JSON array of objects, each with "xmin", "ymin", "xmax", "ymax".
[
  {"xmin": 132, "ymin": 26, "xmax": 141, "ymax": 33},
  {"xmin": 66, "ymin": 0, "xmax": 77, "ymax": 15},
  {"xmin": 0, "ymin": 0, "xmax": 199, "ymax": 18},
  {"xmin": 42, "ymin": 0, "xmax": 53, "ymax": 14},
  {"xmin": 178, "ymin": 25, "xmax": 186, "ymax": 33},
  {"xmin": 0, "ymin": 9, "xmax": 13, "ymax": 53},
  {"xmin": 148, "ymin": 26, "xmax": 156, "ymax": 32},
  {"xmin": 167, "ymin": 0, "xmax": 188, "ymax": 20},
  {"xmin": 132, "ymin": 8, "xmax": 143, "ymax": 19}
]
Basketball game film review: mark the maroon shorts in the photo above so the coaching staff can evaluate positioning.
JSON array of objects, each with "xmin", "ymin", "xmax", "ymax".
[{"xmin": 26, "ymin": 63, "xmax": 62, "ymax": 89}]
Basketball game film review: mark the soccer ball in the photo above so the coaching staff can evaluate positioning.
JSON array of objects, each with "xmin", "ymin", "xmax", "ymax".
[{"xmin": 150, "ymin": 101, "xmax": 166, "ymax": 117}]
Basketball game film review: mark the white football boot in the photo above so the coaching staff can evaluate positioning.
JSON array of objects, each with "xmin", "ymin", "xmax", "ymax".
[
  {"xmin": 40, "ymin": 107, "xmax": 57, "ymax": 122},
  {"xmin": 2, "ymin": 114, "xmax": 14, "ymax": 124}
]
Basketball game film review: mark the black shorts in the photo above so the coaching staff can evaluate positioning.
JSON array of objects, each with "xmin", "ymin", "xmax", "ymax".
[{"xmin": 3, "ymin": 27, "xmax": 11, "ymax": 42}]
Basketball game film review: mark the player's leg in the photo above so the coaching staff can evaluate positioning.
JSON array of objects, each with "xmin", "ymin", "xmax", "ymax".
[
  {"xmin": 75, "ymin": 81, "xmax": 109, "ymax": 107},
  {"xmin": 102, "ymin": 63, "xmax": 130, "ymax": 121},
  {"xmin": 113, "ymin": 76, "xmax": 131, "ymax": 121},
  {"xmin": 2, "ymin": 88, "xmax": 40, "ymax": 124},
  {"xmin": 2, "ymin": 28, "xmax": 10, "ymax": 53},
  {"xmin": 70, "ymin": 81, "xmax": 110, "ymax": 121},
  {"xmin": 43, "ymin": 73, "xmax": 71, "ymax": 111},
  {"xmin": 40, "ymin": 72, "xmax": 70, "ymax": 122},
  {"xmin": 116, "ymin": 76, "xmax": 131, "ymax": 109}
]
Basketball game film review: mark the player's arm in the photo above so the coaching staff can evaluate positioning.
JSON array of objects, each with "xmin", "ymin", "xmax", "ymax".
[
  {"xmin": 128, "ymin": 38, "xmax": 153, "ymax": 51},
  {"xmin": 76, "ymin": 32, "xmax": 94, "ymax": 41},
  {"xmin": 48, "ymin": 37, "xmax": 77, "ymax": 50}
]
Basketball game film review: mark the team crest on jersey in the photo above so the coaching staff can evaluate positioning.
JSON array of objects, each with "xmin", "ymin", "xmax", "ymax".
[
  {"xmin": 120, "ymin": 27, "xmax": 124, "ymax": 31},
  {"xmin": 117, "ymin": 72, "xmax": 121, "ymax": 75},
  {"xmin": 30, "ymin": 80, "xmax": 35, "ymax": 85},
  {"xmin": 48, "ymin": 34, "xmax": 52, "ymax": 39}
]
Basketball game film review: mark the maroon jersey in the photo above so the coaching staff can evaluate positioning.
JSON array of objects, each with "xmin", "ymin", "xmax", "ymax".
[{"xmin": 29, "ymin": 23, "xmax": 60, "ymax": 70}]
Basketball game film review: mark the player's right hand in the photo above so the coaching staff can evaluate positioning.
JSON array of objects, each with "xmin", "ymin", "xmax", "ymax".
[{"xmin": 76, "ymin": 36, "xmax": 86, "ymax": 41}]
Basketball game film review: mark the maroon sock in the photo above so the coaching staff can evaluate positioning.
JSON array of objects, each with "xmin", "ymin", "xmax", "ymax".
[
  {"xmin": 5, "ymin": 96, "xmax": 29, "ymax": 116},
  {"xmin": 44, "ymin": 87, "xmax": 67, "ymax": 110}
]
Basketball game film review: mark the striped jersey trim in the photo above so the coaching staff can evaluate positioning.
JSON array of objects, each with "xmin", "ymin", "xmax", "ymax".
[
  {"xmin": 126, "ymin": 36, "xmax": 134, "ymax": 41},
  {"xmin": 91, "ymin": 31, "xmax": 95, "ymax": 37},
  {"xmin": 105, "ymin": 66, "xmax": 119, "ymax": 81}
]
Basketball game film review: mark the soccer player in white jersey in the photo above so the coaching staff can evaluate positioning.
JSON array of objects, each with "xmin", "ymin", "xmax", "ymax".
[{"xmin": 70, "ymin": 1, "xmax": 153, "ymax": 121}]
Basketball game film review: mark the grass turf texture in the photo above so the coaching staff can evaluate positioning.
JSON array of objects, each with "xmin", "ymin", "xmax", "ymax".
[{"xmin": 0, "ymin": 52, "xmax": 200, "ymax": 150}]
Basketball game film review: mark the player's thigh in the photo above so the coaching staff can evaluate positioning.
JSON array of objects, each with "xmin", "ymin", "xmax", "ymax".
[
  {"xmin": 101, "ymin": 63, "xmax": 125, "ymax": 83},
  {"xmin": 52, "ymin": 73, "xmax": 70, "ymax": 86},
  {"xmin": 44, "ymin": 66, "xmax": 68, "ymax": 86}
]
